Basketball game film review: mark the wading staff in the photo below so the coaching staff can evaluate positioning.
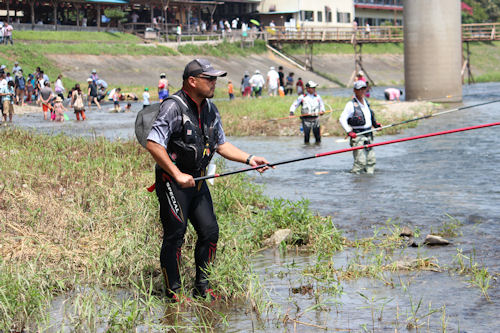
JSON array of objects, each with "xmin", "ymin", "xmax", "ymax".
[
  {"xmin": 336, "ymin": 98, "xmax": 500, "ymax": 142},
  {"xmin": 194, "ymin": 121, "xmax": 500, "ymax": 182}
]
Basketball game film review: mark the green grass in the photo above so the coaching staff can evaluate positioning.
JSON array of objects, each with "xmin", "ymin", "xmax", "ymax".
[
  {"xmin": 466, "ymin": 41, "xmax": 500, "ymax": 81},
  {"xmin": 0, "ymin": 43, "xmax": 178, "ymax": 92},
  {"xmin": 13, "ymin": 30, "xmax": 141, "ymax": 43},
  {"xmin": 177, "ymin": 40, "xmax": 268, "ymax": 57},
  {"xmin": 0, "ymin": 128, "xmax": 342, "ymax": 331}
]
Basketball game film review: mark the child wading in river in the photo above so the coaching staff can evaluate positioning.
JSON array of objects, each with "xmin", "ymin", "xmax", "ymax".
[{"xmin": 53, "ymin": 96, "xmax": 67, "ymax": 122}]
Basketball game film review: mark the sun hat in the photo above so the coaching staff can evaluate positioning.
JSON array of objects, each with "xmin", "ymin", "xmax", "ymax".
[
  {"xmin": 305, "ymin": 80, "xmax": 318, "ymax": 88},
  {"xmin": 255, "ymin": 69, "xmax": 260, "ymax": 74},
  {"xmin": 182, "ymin": 59, "xmax": 227, "ymax": 80},
  {"xmin": 354, "ymin": 80, "xmax": 367, "ymax": 90},
  {"xmin": 92, "ymin": 69, "xmax": 97, "ymax": 73}
]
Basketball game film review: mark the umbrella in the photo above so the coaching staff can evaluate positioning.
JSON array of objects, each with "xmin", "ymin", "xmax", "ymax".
[{"xmin": 250, "ymin": 19, "xmax": 260, "ymax": 26}]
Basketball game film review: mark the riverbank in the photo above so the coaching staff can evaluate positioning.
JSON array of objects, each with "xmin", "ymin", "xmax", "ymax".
[
  {"xmin": 12, "ymin": 96, "xmax": 439, "ymax": 138},
  {"xmin": 3, "ymin": 32, "xmax": 500, "ymax": 95},
  {"xmin": 1, "ymin": 125, "xmax": 495, "ymax": 331},
  {"xmin": 217, "ymin": 97, "xmax": 439, "ymax": 136},
  {"xmin": 1, "ymin": 126, "xmax": 491, "ymax": 332},
  {"xmin": 0, "ymin": 128, "xmax": 343, "ymax": 331}
]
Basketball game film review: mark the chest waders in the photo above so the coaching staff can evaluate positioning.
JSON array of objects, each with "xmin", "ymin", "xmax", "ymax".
[
  {"xmin": 347, "ymin": 98, "xmax": 378, "ymax": 174},
  {"xmin": 155, "ymin": 93, "xmax": 221, "ymax": 299},
  {"xmin": 300, "ymin": 94, "xmax": 322, "ymax": 143}
]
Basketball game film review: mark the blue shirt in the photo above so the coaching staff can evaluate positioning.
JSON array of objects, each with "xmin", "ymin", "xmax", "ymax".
[{"xmin": 0, "ymin": 85, "xmax": 14, "ymax": 102}]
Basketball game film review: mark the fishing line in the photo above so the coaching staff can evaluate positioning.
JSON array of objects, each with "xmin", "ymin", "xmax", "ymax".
[
  {"xmin": 194, "ymin": 121, "xmax": 500, "ymax": 181},
  {"xmin": 335, "ymin": 98, "xmax": 500, "ymax": 142}
]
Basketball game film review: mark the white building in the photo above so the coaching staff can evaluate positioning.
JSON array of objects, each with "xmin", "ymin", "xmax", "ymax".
[
  {"xmin": 354, "ymin": 0, "xmax": 403, "ymax": 26},
  {"xmin": 258, "ymin": 0, "xmax": 354, "ymax": 28}
]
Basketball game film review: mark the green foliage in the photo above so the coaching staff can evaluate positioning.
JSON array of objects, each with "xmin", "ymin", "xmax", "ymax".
[
  {"xmin": 13, "ymin": 30, "xmax": 140, "ymax": 42},
  {"xmin": 462, "ymin": 0, "xmax": 500, "ymax": 23},
  {"xmin": 0, "ymin": 261, "xmax": 52, "ymax": 332},
  {"xmin": 177, "ymin": 40, "xmax": 267, "ymax": 57},
  {"xmin": 104, "ymin": 8, "xmax": 126, "ymax": 20},
  {"xmin": 0, "ymin": 128, "xmax": 342, "ymax": 330}
]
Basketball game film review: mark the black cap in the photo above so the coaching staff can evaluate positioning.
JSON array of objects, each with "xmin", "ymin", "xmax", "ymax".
[{"xmin": 182, "ymin": 59, "xmax": 227, "ymax": 80}]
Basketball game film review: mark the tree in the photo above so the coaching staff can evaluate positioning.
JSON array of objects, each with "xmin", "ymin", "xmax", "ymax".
[
  {"xmin": 104, "ymin": 8, "xmax": 126, "ymax": 28},
  {"xmin": 462, "ymin": 0, "xmax": 500, "ymax": 22}
]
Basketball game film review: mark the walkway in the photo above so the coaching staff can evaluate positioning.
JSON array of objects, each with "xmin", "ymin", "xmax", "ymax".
[{"xmin": 266, "ymin": 23, "xmax": 500, "ymax": 44}]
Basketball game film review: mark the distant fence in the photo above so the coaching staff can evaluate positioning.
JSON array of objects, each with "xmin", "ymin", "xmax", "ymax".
[
  {"xmin": 267, "ymin": 23, "xmax": 500, "ymax": 44},
  {"xmin": 11, "ymin": 22, "xmax": 500, "ymax": 44}
]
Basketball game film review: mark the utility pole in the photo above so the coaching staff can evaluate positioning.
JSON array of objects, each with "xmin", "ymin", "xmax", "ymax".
[{"xmin": 394, "ymin": 0, "xmax": 397, "ymax": 25}]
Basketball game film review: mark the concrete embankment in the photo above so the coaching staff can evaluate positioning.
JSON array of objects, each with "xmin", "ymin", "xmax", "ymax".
[{"xmin": 48, "ymin": 51, "xmax": 404, "ymax": 88}]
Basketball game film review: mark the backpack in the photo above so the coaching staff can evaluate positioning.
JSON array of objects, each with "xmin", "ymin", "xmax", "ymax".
[
  {"xmin": 17, "ymin": 76, "xmax": 25, "ymax": 90},
  {"xmin": 135, "ymin": 95, "xmax": 188, "ymax": 148}
]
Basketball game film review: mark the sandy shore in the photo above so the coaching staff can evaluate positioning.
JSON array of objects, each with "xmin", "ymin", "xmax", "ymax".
[{"xmin": 13, "ymin": 104, "xmax": 42, "ymax": 115}]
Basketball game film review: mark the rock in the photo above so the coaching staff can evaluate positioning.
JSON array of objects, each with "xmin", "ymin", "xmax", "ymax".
[
  {"xmin": 423, "ymin": 234, "xmax": 450, "ymax": 246},
  {"xmin": 263, "ymin": 229, "xmax": 292, "ymax": 247},
  {"xmin": 399, "ymin": 226, "xmax": 414, "ymax": 238},
  {"xmin": 402, "ymin": 236, "xmax": 418, "ymax": 248}
]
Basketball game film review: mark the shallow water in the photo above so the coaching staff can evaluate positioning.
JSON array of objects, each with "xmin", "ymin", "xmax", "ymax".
[{"xmin": 14, "ymin": 83, "xmax": 500, "ymax": 331}]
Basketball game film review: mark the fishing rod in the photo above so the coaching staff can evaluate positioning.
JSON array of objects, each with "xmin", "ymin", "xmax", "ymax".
[
  {"xmin": 336, "ymin": 98, "xmax": 500, "ymax": 142},
  {"xmin": 194, "ymin": 121, "xmax": 500, "ymax": 181}
]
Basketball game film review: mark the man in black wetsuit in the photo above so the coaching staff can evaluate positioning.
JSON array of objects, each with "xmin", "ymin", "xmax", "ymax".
[{"xmin": 146, "ymin": 59, "xmax": 271, "ymax": 300}]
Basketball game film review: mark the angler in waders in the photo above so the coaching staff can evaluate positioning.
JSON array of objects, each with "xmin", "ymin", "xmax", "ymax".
[
  {"xmin": 289, "ymin": 81, "xmax": 325, "ymax": 144},
  {"xmin": 145, "ymin": 59, "xmax": 271, "ymax": 301},
  {"xmin": 339, "ymin": 80, "xmax": 382, "ymax": 174}
]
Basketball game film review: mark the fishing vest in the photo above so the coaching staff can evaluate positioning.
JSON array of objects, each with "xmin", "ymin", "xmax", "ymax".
[
  {"xmin": 300, "ymin": 94, "xmax": 321, "ymax": 116},
  {"xmin": 347, "ymin": 98, "xmax": 376, "ymax": 129},
  {"xmin": 167, "ymin": 95, "xmax": 219, "ymax": 174}
]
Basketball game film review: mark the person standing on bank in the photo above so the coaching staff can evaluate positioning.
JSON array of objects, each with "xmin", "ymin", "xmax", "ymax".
[
  {"xmin": 289, "ymin": 80, "xmax": 325, "ymax": 144},
  {"xmin": 146, "ymin": 59, "xmax": 272, "ymax": 301},
  {"xmin": 339, "ymin": 80, "xmax": 382, "ymax": 174}
]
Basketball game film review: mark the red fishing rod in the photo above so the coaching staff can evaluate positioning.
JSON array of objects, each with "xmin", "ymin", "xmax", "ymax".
[{"xmin": 194, "ymin": 121, "xmax": 500, "ymax": 181}]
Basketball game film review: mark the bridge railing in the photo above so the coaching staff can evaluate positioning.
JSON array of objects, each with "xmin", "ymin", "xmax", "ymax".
[
  {"xmin": 265, "ymin": 25, "xmax": 404, "ymax": 42},
  {"xmin": 266, "ymin": 23, "xmax": 500, "ymax": 43},
  {"xmin": 462, "ymin": 23, "xmax": 500, "ymax": 41}
]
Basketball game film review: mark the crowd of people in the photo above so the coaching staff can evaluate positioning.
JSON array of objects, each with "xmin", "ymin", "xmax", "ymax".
[
  {"xmin": 232, "ymin": 65, "xmax": 306, "ymax": 100},
  {"xmin": 168, "ymin": 17, "xmax": 261, "ymax": 37},
  {"xmin": 0, "ymin": 61, "xmax": 141, "ymax": 123},
  {"xmin": 0, "ymin": 21, "xmax": 14, "ymax": 45}
]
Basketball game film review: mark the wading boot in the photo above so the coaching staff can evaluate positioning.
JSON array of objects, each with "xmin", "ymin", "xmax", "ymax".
[
  {"xmin": 162, "ymin": 267, "xmax": 184, "ymax": 303},
  {"xmin": 193, "ymin": 285, "xmax": 221, "ymax": 301}
]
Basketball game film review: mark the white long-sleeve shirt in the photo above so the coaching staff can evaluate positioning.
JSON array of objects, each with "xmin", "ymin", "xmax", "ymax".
[
  {"xmin": 289, "ymin": 93, "xmax": 325, "ymax": 116},
  {"xmin": 249, "ymin": 74, "xmax": 265, "ymax": 88},
  {"xmin": 339, "ymin": 97, "xmax": 372, "ymax": 133}
]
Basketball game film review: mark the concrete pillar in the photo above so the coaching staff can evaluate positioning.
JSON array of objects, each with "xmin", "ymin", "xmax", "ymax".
[{"xmin": 404, "ymin": 0, "xmax": 462, "ymax": 102}]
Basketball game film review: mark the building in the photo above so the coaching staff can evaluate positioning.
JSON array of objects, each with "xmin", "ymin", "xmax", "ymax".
[
  {"xmin": 354, "ymin": 0, "xmax": 403, "ymax": 26},
  {"xmin": 0, "ymin": 0, "xmax": 261, "ymax": 32},
  {"xmin": 257, "ymin": 0, "xmax": 354, "ymax": 28}
]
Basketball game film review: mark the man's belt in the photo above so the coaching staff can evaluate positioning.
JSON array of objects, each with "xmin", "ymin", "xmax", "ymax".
[{"xmin": 353, "ymin": 128, "xmax": 372, "ymax": 133}]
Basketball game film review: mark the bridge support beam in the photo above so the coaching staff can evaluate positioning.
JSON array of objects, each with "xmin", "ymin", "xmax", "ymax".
[{"xmin": 404, "ymin": 0, "xmax": 462, "ymax": 102}]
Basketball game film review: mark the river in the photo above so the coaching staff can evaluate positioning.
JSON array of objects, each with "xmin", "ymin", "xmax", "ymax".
[{"xmin": 13, "ymin": 83, "xmax": 500, "ymax": 331}]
